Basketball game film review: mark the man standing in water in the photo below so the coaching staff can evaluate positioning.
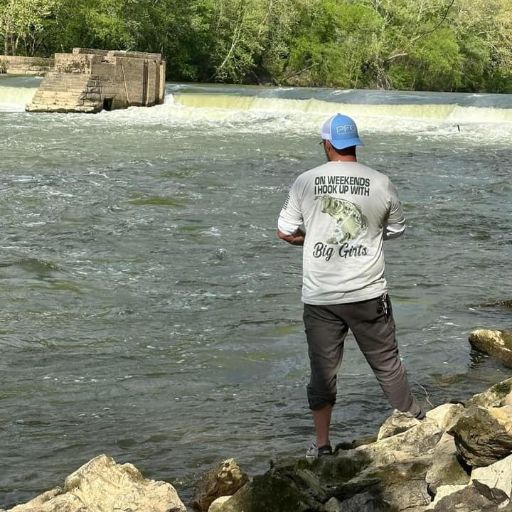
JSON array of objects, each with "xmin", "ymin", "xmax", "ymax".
[{"xmin": 277, "ymin": 113, "xmax": 424, "ymax": 458}]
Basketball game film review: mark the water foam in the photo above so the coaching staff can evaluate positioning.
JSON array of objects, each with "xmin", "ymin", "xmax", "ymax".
[
  {"xmin": 0, "ymin": 85, "xmax": 37, "ymax": 112},
  {"xmin": 2, "ymin": 80, "xmax": 511, "ymax": 141},
  {"xmin": 161, "ymin": 92, "xmax": 512, "ymax": 142}
]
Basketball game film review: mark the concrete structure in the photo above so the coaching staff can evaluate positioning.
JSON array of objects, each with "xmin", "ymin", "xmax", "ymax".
[
  {"xmin": 26, "ymin": 48, "xmax": 165, "ymax": 113},
  {"xmin": 0, "ymin": 55, "xmax": 53, "ymax": 75}
]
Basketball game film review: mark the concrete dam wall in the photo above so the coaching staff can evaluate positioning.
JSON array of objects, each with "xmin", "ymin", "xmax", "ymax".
[
  {"xmin": 0, "ymin": 55, "xmax": 53, "ymax": 75},
  {"xmin": 26, "ymin": 48, "xmax": 166, "ymax": 113}
]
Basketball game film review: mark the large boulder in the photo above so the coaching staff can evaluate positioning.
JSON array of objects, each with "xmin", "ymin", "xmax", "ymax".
[
  {"xmin": 215, "ymin": 420, "xmax": 443, "ymax": 512},
  {"xmin": 471, "ymin": 453, "xmax": 512, "ymax": 505},
  {"xmin": 192, "ymin": 458, "xmax": 248, "ymax": 512},
  {"xmin": 425, "ymin": 484, "xmax": 498, "ymax": 511},
  {"xmin": 213, "ymin": 462, "xmax": 325, "ymax": 512},
  {"xmin": 425, "ymin": 432, "xmax": 470, "ymax": 494},
  {"xmin": 469, "ymin": 329, "xmax": 512, "ymax": 368},
  {"xmin": 332, "ymin": 458, "xmax": 432, "ymax": 510},
  {"xmin": 377, "ymin": 410, "xmax": 420, "ymax": 441},
  {"xmin": 466, "ymin": 378, "xmax": 512, "ymax": 409},
  {"xmin": 208, "ymin": 496, "xmax": 231, "ymax": 512},
  {"xmin": 356, "ymin": 418, "xmax": 443, "ymax": 467},
  {"xmin": 9, "ymin": 454, "xmax": 186, "ymax": 512},
  {"xmin": 426, "ymin": 403, "xmax": 464, "ymax": 431},
  {"xmin": 449, "ymin": 405, "xmax": 512, "ymax": 467}
]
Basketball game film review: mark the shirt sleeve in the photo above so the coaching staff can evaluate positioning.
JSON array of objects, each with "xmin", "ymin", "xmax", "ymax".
[
  {"xmin": 384, "ymin": 179, "xmax": 406, "ymax": 240},
  {"xmin": 277, "ymin": 179, "xmax": 303, "ymax": 235}
]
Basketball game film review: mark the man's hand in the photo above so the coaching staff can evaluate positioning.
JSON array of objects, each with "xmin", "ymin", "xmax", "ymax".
[{"xmin": 277, "ymin": 228, "xmax": 305, "ymax": 246}]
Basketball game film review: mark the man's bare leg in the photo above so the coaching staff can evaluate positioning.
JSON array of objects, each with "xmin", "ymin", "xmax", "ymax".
[{"xmin": 313, "ymin": 404, "xmax": 333, "ymax": 447}]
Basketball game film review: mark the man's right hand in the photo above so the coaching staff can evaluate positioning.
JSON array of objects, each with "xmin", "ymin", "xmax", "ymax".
[{"xmin": 277, "ymin": 228, "xmax": 305, "ymax": 246}]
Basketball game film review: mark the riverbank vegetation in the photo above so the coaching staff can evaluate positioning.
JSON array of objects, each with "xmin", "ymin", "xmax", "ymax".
[{"xmin": 1, "ymin": 0, "xmax": 511, "ymax": 92}]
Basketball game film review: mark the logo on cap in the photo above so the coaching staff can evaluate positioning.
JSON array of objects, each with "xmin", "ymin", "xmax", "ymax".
[{"xmin": 336, "ymin": 124, "xmax": 356, "ymax": 135}]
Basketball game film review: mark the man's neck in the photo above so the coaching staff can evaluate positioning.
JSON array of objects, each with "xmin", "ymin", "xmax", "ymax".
[{"xmin": 328, "ymin": 155, "xmax": 357, "ymax": 163}]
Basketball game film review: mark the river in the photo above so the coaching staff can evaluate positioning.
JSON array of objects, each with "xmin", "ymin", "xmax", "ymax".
[{"xmin": 0, "ymin": 76, "xmax": 511, "ymax": 508}]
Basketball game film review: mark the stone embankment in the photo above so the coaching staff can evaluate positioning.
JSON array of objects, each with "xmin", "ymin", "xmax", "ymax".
[
  {"xmin": 3, "ymin": 377, "xmax": 511, "ymax": 512},
  {"xmin": 26, "ymin": 48, "xmax": 166, "ymax": 113},
  {"xmin": 0, "ymin": 56, "xmax": 52, "ymax": 75},
  {"xmin": 3, "ymin": 326, "xmax": 512, "ymax": 512}
]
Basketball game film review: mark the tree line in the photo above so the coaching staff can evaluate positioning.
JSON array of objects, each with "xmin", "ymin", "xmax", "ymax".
[{"xmin": 1, "ymin": 0, "xmax": 511, "ymax": 92}]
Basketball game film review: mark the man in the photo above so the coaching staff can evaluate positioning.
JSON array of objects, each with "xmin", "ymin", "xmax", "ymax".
[{"xmin": 277, "ymin": 113, "xmax": 423, "ymax": 459}]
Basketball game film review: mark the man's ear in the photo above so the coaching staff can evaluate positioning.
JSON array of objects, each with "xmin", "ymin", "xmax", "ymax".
[{"xmin": 323, "ymin": 140, "xmax": 333, "ymax": 159}]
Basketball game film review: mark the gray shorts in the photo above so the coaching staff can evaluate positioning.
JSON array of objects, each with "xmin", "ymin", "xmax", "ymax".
[{"xmin": 303, "ymin": 295, "xmax": 420, "ymax": 415}]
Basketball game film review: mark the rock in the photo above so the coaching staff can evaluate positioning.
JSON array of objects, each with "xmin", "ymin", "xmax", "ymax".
[
  {"xmin": 426, "ymin": 432, "xmax": 470, "ymax": 494},
  {"xmin": 213, "ymin": 427, "xmax": 437, "ymax": 512},
  {"xmin": 357, "ymin": 418, "xmax": 443, "ymax": 466},
  {"xmin": 471, "ymin": 453, "xmax": 512, "ymax": 504},
  {"xmin": 317, "ymin": 421, "xmax": 441, "ymax": 510},
  {"xmin": 192, "ymin": 458, "xmax": 249, "ymax": 512},
  {"xmin": 9, "ymin": 489, "xmax": 64, "ymax": 512},
  {"xmin": 466, "ymin": 378, "xmax": 512, "ymax": 409},
  {"xmin": 469, "ymin": 329, "xmax": 512, "ymax": 368},
  {"xmin": 334, "ymin": 458, "xmax": 432, "ymax": 510},
  {"xmin": 377, "ymin": 410, "xmax": 420, "ymax": 441},
  {"xmin": 425, "ymin": 484, "xmax": 469, "ymax": 510},
  {"xmin": 332, "ymin": 491, "xmax": 395, "ymax": 511},
  {"xmin": 450, "ymin": 405, "xmax": 512, "ymax": 467},
  {"xmin": 9, "ymin": 454, "xmax": 186, "ymax": 512},
  {"xmin": 207, "ymin": 496, "xmax": 232, "ymax": 512},
  {"xmin": 425, "ymin": 484, "xmax": 499, "ymax": 511},
  {"xmin": 426, "ymin": 403, "xmax": 464, "ymax": 431},
  {"xmin": 323, "ymin": 497, "xmax": 343, "ymax": 512},
  {"xmin": 212, "ymin": 468, "xmax": 323, "ymax": 512}
]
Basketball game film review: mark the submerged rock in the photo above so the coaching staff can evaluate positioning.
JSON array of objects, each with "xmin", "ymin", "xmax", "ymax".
[
  {"xmin": 9, "ymin": 454, "xmax": 186, "ymax": 512},
  {"xmin": 469, "ymin": 329, "xmax": 512, "ymax": 368}
]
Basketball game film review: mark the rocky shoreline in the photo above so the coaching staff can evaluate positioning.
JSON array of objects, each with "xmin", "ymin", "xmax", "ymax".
[{"xmin": 3, "ymin": 329, "xmax": 512, "ymax": 512}]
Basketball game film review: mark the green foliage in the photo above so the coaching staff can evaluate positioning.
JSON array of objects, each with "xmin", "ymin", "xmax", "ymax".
[
  {"xmin": 0, "ymin": 0, "xmax": 61, "ymax": 55},
  {"xmin": 286, "ymin": 0, "xmax": 384, "ymax": 87},
  {"xmin": 0, "ymin": 0, "xmax": 510, "ymax": 92},
  {"xmin": 404, "ymin": 28, "xmax": 463, "ymax": 91}
]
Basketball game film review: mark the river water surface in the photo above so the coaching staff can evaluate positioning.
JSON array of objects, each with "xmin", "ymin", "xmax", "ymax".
[{"xmin": 0, "ymin": 76, "xmax": 511, "ymax": 508}]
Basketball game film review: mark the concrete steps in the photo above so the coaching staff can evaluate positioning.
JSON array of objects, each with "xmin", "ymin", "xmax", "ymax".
[{"xmin": 27, "ymin": 72, "xmax": 103, "ymax": 113}]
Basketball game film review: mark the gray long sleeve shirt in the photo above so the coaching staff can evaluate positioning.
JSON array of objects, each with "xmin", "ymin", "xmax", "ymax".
[{"xmin": 278, "ymin": 161, "xmax": 405, "ymax": 305}]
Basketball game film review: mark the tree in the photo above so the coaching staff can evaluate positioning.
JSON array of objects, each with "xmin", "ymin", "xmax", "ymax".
[
  {"xmin": 0, "ymin": 0, "xmax": 61, "ymax": 55},
  {"xmin": 1, "ymin": 0, "xmax": 510, "ymax": 91},
  {"xmin": 285, "ymin": 0, "xmax": 385, "ymax": 87},
  {"xmin": 451, "ymin": 0, "xmax": 512, "ymax": 92}
]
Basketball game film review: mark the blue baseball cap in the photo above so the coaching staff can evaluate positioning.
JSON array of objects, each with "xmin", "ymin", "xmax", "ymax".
[{"xmin": 321, "ymin": 114, "xmax": 363, "ymax": 150}]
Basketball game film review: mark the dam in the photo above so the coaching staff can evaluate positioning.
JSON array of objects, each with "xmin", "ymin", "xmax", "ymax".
[{"xmin": 26, "ymin": 48, "xmax": 165, "ymax": 113}]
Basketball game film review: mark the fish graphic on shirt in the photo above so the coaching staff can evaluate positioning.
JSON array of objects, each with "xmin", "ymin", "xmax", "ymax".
[{"xmin": 319, "ymin": 195, "xmax": 368, "ymax": 244}]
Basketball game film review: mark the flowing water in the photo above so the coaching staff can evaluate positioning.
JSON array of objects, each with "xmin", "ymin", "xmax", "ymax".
[{"xmin": 0, "ymin": 75, "xmax": 511, "ymax": 508}]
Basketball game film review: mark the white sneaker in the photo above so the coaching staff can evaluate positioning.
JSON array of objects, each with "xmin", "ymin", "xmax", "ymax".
[{"xmin": 305, "ymin": 442, "xmax": 333, "ymax": 461}]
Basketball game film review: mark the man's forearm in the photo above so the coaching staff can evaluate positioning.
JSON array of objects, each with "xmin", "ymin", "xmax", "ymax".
[{"xmin": 277, "ymin": 228, "xmax": 305, "ymax": 246}]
